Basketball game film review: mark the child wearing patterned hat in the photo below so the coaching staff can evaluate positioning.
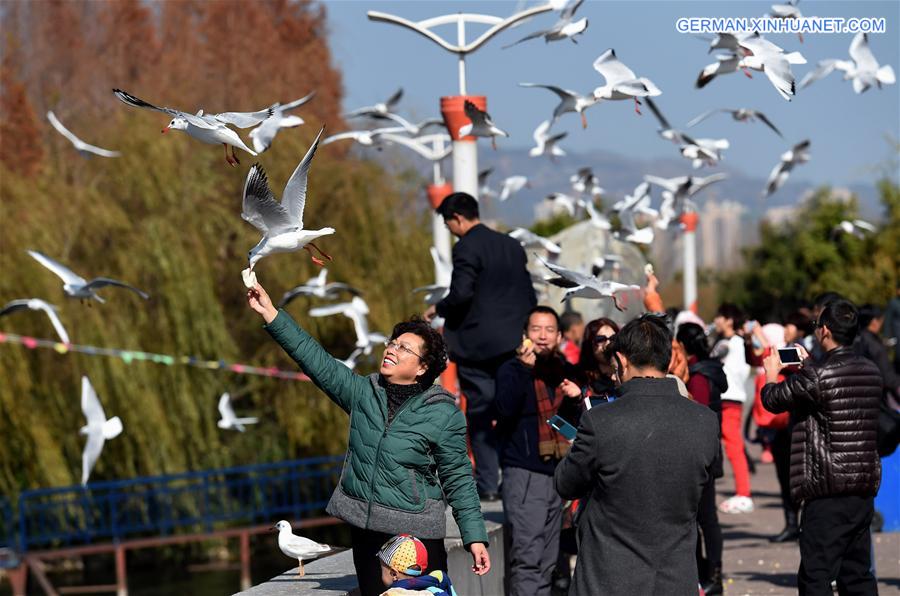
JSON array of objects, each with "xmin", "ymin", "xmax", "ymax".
[{"xmin": 378, "ymin": 534, "xmax": 458, "ymax": 596}]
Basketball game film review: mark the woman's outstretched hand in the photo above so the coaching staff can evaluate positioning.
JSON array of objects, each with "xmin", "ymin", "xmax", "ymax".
[
  {"xmin": 468, "ymin": 542, "xmax": 491, "ymax": 576},
  {"xmin": 247, "ymin": 283, "xmax": 279, "ymax": 324}
]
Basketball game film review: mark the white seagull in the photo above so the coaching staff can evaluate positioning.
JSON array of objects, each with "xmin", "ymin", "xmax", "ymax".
[
  {"xmin": 478, "ymin": 168, "xmax": 497, "ymax": 200},
  {"xmin": 615, "ymin": 201, "xmax": 655, "ymax": 246},
  {"xmin": 800, "ymin": 33, "xmax": 895, "ymax": 94},
  {"xmin": 249, "ymin": 91, "xmax": 316, "ymax": 153},
  {"xmin": 768, "ymin": 0, "xmax": 805, "ymax": 42},
  {"xmin": 508, "ymin": 228, "xmax": 562, "ymax": 255},
  {"xmin": 28, "ymin": 250, "xmax": 149, "ymax": 304},
  {"xmin": 459, "ymin": 101, "xmax": 509, "ymax": 150},
  {"xmin": 46, "ymin": 111, "xmax": 120, "ymax": 158},
  {"xmin": 519, "ymin": 83, "xmax": 598, "ymax": 128},
  {"xmin": 308, "ymin": 296, "xmax": 387, "ymax": 354},
  {"xmin": 686, "ymin": 108, "xmax": 783, "ymax": 138},
  {"xmin": 503, "ymin": 0, "xmax": 588, "ymax": 48},
  {"xmin": 612, "ymin": 181, "xmax": 651, "ymax": 213},
  {"xmin": 529, "ymin": 120, "xmax": 567, "ymax": 160},
  {"xmin": 738, "ymin": 34, "xmax": 806, "ymax": 101},
  {"xmin": 545, "ymin": 192, "xmax": 578, "ymax": 217},
  {"xmin": 0, "ymin": 298, "xmax": 71, "ymax": 344},
  {"xmin": 112, "ymin": 89, "xmax": 272, "ymax": 166},
  {"xmin": 278, "ymin": 269, "xmax": 361, "ymax": 308},
  {"xmin": 644, "ymin": 98, "xmax": 729, "ymax": 168},
  {"xmin": 80, "ymin": 376, "xmax": 123, "ymax": 486},
  {"xmin": 537, "ymin": 255, "xmax": 640, "ymax": 311},
  {"xmin": 644, "ymin": 173, "xmax": 728, "ymax": 216},
  {"xmin": 498, "ymin": 175, "xmax": 530, "ymax": 201},
  {"xmin": 344, "ymin": 88, "xmax": 415, "ymax": 131},
  {"xmin": 581, "ymin": 199, "xmax": 612, "ymax": 230},
  {"xmin": 320, "ymin": 127, "xmax": 399, "ymax": 147},
  {"xmin": 763, "ymin": 139, "xmax": 810, "ymax": 198},
  {"xmin": 217, "ymin": 393, "xmax": 258, "ymax": 432},
  {"xmin": 570, "ymin": 167, "xmax": 604, "ymax": 197},
  {"xmin": 412, "ymin": 247, "xmax": 452, "ymax": 305},
  {"xmin": 832, "ymin": 219, "xmax": 877, "ymax": 240},
  {"xmin": 242, "ymin": 127, "xmax": 334, "ymax": 270},
  {"xmin": 592, "ymin": 49, "xmax": 662, "ymax": 114},
  {"xmin": 273, "ymin": 520, "xmax": 332, "ymax": 577}
]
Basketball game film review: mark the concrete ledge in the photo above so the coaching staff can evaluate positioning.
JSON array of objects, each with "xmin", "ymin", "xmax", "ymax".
[{"xmin": 236, "ymin": 500, "xmax": 505, "ymax": 596}]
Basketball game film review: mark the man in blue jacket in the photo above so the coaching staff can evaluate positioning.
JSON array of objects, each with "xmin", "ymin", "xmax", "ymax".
[{"xmin": 425, "ymin": 192, "xmax": 537, "ymax": 500}]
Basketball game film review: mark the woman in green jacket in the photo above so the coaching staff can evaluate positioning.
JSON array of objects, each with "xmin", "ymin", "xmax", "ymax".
[{"xmin": 247, "ymin": 282, "xmax": 490, "ymax": 596}]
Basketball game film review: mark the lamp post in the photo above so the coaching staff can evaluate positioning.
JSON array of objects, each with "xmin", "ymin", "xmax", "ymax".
[{"xmin": 680, "ymin": 209, "xmax": 699, "ymax": 314}]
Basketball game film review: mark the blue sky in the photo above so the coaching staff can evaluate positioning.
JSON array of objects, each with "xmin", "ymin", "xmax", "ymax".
[{"xmin": 323, "ymin": 1, "xmax": 899, "ymax": 189}]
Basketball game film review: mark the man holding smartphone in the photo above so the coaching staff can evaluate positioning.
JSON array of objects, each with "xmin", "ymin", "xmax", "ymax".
[
  {"xmin": 494, "ymin": 306, "xmax": 582, "ymax": 596},
  {"xmin": 762, "ymin": 299, "xmax": 882, "ymax": 595}
]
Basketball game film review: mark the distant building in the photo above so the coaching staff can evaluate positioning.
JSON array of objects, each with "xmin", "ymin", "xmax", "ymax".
[{"xmin": 698, "ymin": 200, "xmax": 746, "ymax": 271}]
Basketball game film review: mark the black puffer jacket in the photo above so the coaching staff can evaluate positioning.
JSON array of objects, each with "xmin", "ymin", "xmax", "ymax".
[{"xmin": 761, "ymin": 347, "xmax": 882, "ymax": 504}]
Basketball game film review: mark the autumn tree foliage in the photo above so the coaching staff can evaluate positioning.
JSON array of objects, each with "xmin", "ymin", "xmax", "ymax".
[{"xmin": 0, "ymin": 1, "xmax": 434, "ymax": 495}]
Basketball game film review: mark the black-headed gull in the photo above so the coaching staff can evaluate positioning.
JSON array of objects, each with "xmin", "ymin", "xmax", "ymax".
[
  {"xmin": 0, "ymin": 298, "xmax": 70, "ymax": 343},
  {"xmin": 763, "ymin": 139, "xmax": 810, "ymax": 198},
  {"xmin": 832, "ymin": 219, "xmax": 877, "ymax": 240},
  {"xmin": 686, "ymin": 108, "xmax": 783, "ymax": 138},
  {"xmin": 321, "ymin": 127, "xmax": 400, "ymax": 147},
  {"xmin": 80, "ymin": 376, "xmax": 123, "ymax": 485},
  {"xmin": 273, "ymin": 520, "xmax": 332, "ymax": 577},
  {"xmin": 529, "ymin": 120, "xmax": 567, "ymax": 160},
  {"xmin": 308, "ymin": 296, "xmax": 386, "ymax": 354},
  {"xmin": 498, "ymin": 176, "xmax": 530, "ymax": 201},
  {"xmin": 644, "ymin": 173, "xmax": 728, "ymax": 215},
  {"xmin": 242, "ymin": 127, "xmax": 333, "ymax": 272},
  {"xmin": 249, "ymin": 91, "xmax": 316, "ymax": 154},
  {"xmin": 503, "ymin": 0, "xmax": 588, "ymax": 48},
  {"xmin": 217, "ymin": 392, "xmax": 258, "ymax": 432},
  {"xmin": 112, "ymin": 89, "xmax": 272, "ymax": 166},
  {"xmin": 697, "ymin": 35, "xmax": 806, "ymax": 101},
  {"xmin": 592, "ymin": 49, "xmax": 662, "ymax": 114},
  {"xmin": 47, "ymin": 111, "xmax": 120, "ymax": 158},
  {"xmin": 344, "ymin": 88, "xmax": 414, "ymax": 131},
  {"xmin": 459, "ymin": 101, "xmax": 509, "ymax": 150},
  {"xmin": 519, "ymin": 83, "xmax": 597, "ymax": 128},
  {"xmin": 509, "ymin": 228, "xmax": 562, "ymax": 255},
  {"xmin": 570, "ymin": 167, "xmax": 604, "ymax": 197},
  {"xmin": 278, "ymin": 269, "xmax": 360, "ymax": 308},
  {"xmin": 412, "ymin": 247, "xmax": 452, "ymax": 305},
  {"xmin": 615, "ymin": 201, "xmax": 655, "ymax": 246},
  {"xmin": 644, "ymin": 99, "xmax": 729, "ymax": 168},
  {"xmin": 800, "ymin": 33, "xmax": 895, "ymax": 94},
  {"xmin": 612, "ymin": 181, "xmax": 651, "ymax": 213},
  {"xmin": 545, "ymin": 192, "xmax": 578, "ymax": 217},
  {"xmin": 478, "ymin": 168, "xmax": 497, "ymax": 199},
  {"xmin": 28, "ymin": 250, "xmax": 149, "ymax": 304},
  {"xmin": 537, "ymin": 255, "xmax": 640, "ymax": 311},
  {"xmin": 581, "ymin": 199, "xmax": 611, "ymax": 230}
]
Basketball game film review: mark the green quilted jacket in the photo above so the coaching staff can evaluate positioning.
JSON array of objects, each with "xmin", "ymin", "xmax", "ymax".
[{"xmin": 265, "ymin": 310, "xmax": 488, "ymax": 545}]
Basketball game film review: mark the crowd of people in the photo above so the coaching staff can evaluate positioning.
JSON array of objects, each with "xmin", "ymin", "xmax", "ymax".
[{"xmin": 246, "ymin": 191, "xmax": 899, "ymax": 596}]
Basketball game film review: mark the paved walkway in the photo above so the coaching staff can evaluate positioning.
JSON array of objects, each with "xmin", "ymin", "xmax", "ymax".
[{"xmin": 718, "ymin": 445, "xmax": 899, "ymax": 595}]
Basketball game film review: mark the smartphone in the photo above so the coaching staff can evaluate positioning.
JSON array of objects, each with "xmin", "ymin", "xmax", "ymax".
[
  {"xmin": 547, "ymin": 415, "xmax": 577, "ymax": 441},
  {"xmin": 777, "ymin": 346, "xmax": 803, "ymax": 365},
  {"xmin": 584, "ymin": 395, "xmax": 615, "ymax": 410}
]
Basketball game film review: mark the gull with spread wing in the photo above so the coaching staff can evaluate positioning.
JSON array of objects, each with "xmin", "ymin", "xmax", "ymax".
[
  {"xmin": 80, "ymin": 376, "xmax": 123, "ymax": 485},
  {"xmin": 278, "ymin": 269, "xmax": 360, "ymax": 308},
  {"xmin": 28, "ymin": 250, "xmax": 149, "ymax": 304},
  {"xmin": 592, "ymin": 49, "xmax": 662, "ymax": 114},
  {"xmin": 570, "ymin": 167, "xmax": 604, "ymax": 197},
  {"xmin": 832, "ymin": 219, "xmax": 877, "ymax": 240},
  {"xmin": 459, "ymin": 101, "xmax": 509, "ymax": 150},
  {"xmin": 508, "ymin": 228, "xmax": 562, "ymax": 255},
  {"xmin": 217, "ymin": 392, "xmax": 258, "ymax": 432},
  {"xmin": 529, "ymin": 120, "xmax": 567, "ymax": 160},
  {"xmin": 112, "ymin": 89, "xmax": 272, "ymax": 166},
  {"xmin": 644, "ymin": 98, "xmax": 729, "ymax": 169},
  {"xmin": 249, "ymin": 91, "xmax": 315, "ymax": 153},
  {"xmin": 644, "ymin": 173, "xmax": 728, "ymax": 218},
  {"xmin": 763, "ymin": 139, "xmax": 810, "ymax": 198},
  {"xmin": 308, "ymin": 296, "xmax": 387, "ymax": 354},
  {"xmin": 580, "ymin": 199, "xmax": 612, "ymax": 230},
  {"xmin": 545, "ymin": 192, "xmax": 578, "ymax": 217},
  {"xmin": 686, "ymin": 108, "xmax": 783, "ymax": 137},
  {"xmin": 344, "ymin": 88, "xmax": 415, "ymax": 132},
  {"xmin": 519, "ymin": 83, "xmax": 597, "ymax": 128},
  {"xmin": 537, "ymin": 255, "xmax": 640, "ymax": 311},
  {"xmin": 503, "ymin": 0, "xmax": 588, "ymax": 48},
  {"xmin": 800, "ymin": 33, "xmax": 895, "ymax": 93},
  {"xmin": 0, "ymin": 298, "xmax": 71, "ymax": 344},
  {"xmin": 498, "ymin": 175, "xmax": 530, "ymax": 201},
  {"xmin": 47, "ymin": 111, "xmax": 120, "ymax": 158},
  {"xmin": 242, "ymin": 127, "xmax": 333, "ymax": 276}
]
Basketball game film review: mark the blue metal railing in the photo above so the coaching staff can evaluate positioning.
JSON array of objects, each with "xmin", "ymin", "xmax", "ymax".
[{"xmin": 7, "ymin": 456, "xmax": 343, "ymax": 552}]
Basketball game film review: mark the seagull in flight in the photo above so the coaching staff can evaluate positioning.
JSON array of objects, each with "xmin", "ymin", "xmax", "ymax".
[
  {"xmin": 644, "ymin": 173, "xmax": 728, "ymax": 216},
  {"xmin": 217, "ymin": 393, "xmax": 258, "ymax": 432},
  {"xmin": 686, "ymin": 108, "xmax": 783, "ymax": 137},
  {"xmin": 503, "ymin": 0, "xmax": 588, "ymax": 48},
  {"xmin": 28, "ymin": 250, "xmax": 149, "ymax": 304},
  {"xmin": 509, "ymin": 228, "xmax": 562, "ymax": 255},
  {"xmin": 249, "ymin": 91, "xmax": 316, "ymax": 153},
  {"xmin": 459, "ymin": 101, "xmax": 508, "ymax": 149},
  {"xmin": 47, "ymin": 111, "xmax": 120, "ymax": 158},
  {"xmin": 478, "ymin": 168, "xmax": 497, "ymax": 199},
  {"xmin": 0, "ymin": 298, "xmax": 71, "ymax": 344},
  {"xmin": 273, "ymin": 520, "xmax": 332, "ymax": 578},
  {"xmin": 592, "ymin": 49, "xmax": 662, "ymax": 115},
  {"xmin": 112, "ymin": 89, "xmax": 272, "ymax": 166},
  {"xmin": 832, "ymin": 219, "xmax": 877, "ymax": 240},
  {"xmin": 308, "ymin": 296, "xmax": 387, "ymax": 354},
  {"xmin": 644, "ymin": 98, "xmax": 729, "ymax": 168},
  {"xmin": 537, "ymin": 255, "xmax": 640, "ymax": 311},
  {"xmin": 242, "ymin": 127, "xmax": 334, "ymax": 270},
  {"xmin": 696, "ymin": 34, "xmax": 806, "ymax": 101},
  {"xmin": 278, "ymin": 269, "xmax": 360, "ymax": 308},
  {"xmin": 800, "ymin": 33, "xmax": 895, "ymax": 94},
  {"xmin": 344, "ymin": 88, "xmax": 416, "ymax": 131},
  {"xmin": 763, "ymin": 139, "xmax": 810, "ymax": 198},
  {"xmin": 80, "ymin": 376, "xmax": 123, "ymax": 485},
  {"xmin": 615, "ymin": 201, "xmax": 655, "ymax": 246},
  {"xmin": 545, "ymin": 192, "xmax": 578, "ymax": 217},
  {"xmin": 498, "ymin": 176, "xmax": 530, "ymax": 201},
  {"xmin": 581, "ymin": 199, "xmax": 612, "ymax": 230},
  {"xmin": 519, "ymin": 83, "xmax": 597, "ymax": 128},
  {"xmin": 570, "ymin": 167, "xmax": 604, "ymax": 197},
  {"xmin": 529, "ymin": 120, "xmax": 567, "ymax": 160}
]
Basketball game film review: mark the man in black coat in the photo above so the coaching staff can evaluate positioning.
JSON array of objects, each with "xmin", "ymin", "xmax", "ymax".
[
  {"xmin": 762, "ymin": 299, "xmax": 882, "ymax": 595},
  {"xmin": 555, "ymin": 314, "xmax": 719, "ymax": 595},
  {"xmin": 425, "ymin": 192, "xmax": 537, "ymax": 499}
]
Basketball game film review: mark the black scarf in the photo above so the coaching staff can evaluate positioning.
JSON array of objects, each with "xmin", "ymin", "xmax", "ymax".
[{"xmin": 379, "ymin": 376, "xmax": 423, "ymax": 423}]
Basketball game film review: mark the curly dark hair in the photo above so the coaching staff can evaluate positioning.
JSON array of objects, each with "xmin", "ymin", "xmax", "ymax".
[{"xmin": 389, "ymin": 317, "xmax": 448, "ymax": 387}]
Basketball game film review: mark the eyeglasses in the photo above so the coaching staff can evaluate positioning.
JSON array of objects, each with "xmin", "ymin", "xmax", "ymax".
[
  {"xmin": 384, "ymin": 340, "xmax": 423, "ymax": 360},
  {"xmin": 593, "ymin": 334, "xmax": 615, "ymax": 345}
]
